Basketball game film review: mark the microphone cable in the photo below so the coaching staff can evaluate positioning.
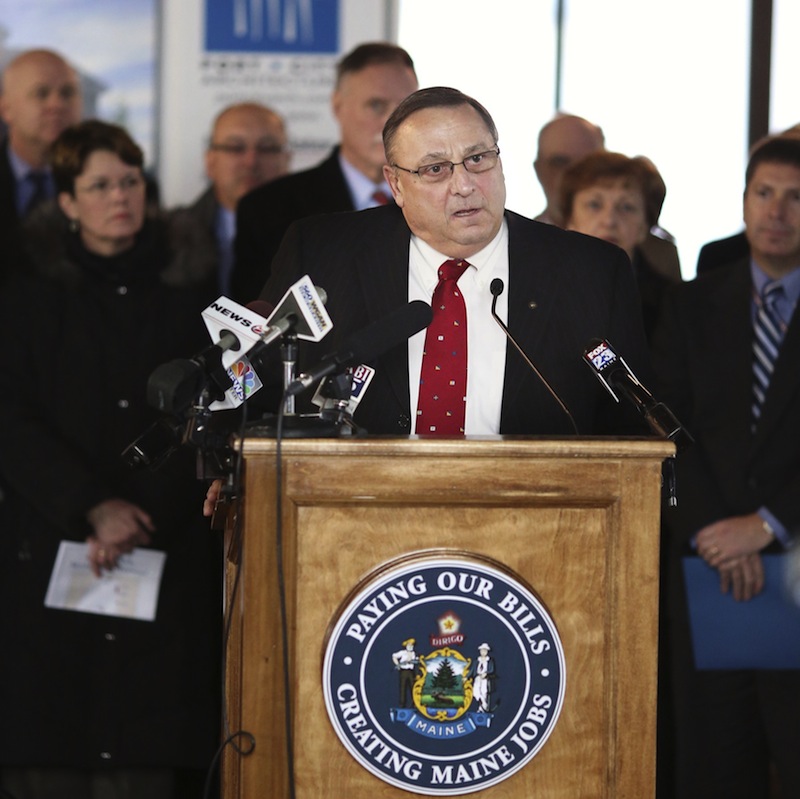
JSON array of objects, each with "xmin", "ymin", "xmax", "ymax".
[
  {"xmin": 490, "ymin": 278, "xmax": 579, "ymax": 435},
  {"xmin": 274, "ymin": 394, "xmax": 298, "ymax": 799},
  {"xmin": 203, "ymin": 396, "xmax": 256, "ymax": 799}
]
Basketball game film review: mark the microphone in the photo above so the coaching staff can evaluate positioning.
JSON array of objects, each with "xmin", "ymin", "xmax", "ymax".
[
  {"xmin": 489, "ymin": 278, "xmax": 578, "ymax": 434},
  {"xmin": 147, "ymin": 332, "xmax": 242, "ymax": 414},
  {"xmin": 121, "ymin": 414, "xmax": 191, "ymax": 470},
  {"xmin": 582, "ymin": 338, "xmax": 693, "ymax": 451},
  {"xmin": 285, "ymin": 300, "xmax": 433, "ymax": 397},
  {"xmin": 201, "ymin": 277, "xmax": 331, "ymax": 370},
  {"xmin": 154, "ymin": 281, "xmax": 330, "ymax": 414}
]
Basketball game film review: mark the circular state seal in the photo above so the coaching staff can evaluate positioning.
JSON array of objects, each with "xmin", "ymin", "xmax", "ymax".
[{"xmin": 322, "ymin": 552, "xmax": 566, "ymax": 795}]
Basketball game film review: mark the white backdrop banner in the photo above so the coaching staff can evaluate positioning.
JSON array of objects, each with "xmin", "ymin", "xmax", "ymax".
[{"xmin": 159, "ymin": 0, "xmax": 396, "ymax": 208}]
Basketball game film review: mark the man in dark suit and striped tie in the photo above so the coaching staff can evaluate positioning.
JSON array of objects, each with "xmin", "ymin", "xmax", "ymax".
[{"xmin": 653, "ymin": 134, "xmax": 800, "ymax": 798}]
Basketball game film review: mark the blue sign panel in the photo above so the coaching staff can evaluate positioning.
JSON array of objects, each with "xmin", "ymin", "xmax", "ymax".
[{"xmin": 205, "ymin": 0, "xmax": 339, "ymax": 53}]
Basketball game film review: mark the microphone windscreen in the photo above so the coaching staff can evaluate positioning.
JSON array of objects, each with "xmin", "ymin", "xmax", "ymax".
[
  {"xmin": 490, "ymin": 278, "xmax": 505, "ymax": 297},
  {"xmin": 246, "ymin": 299, "xmax": 275, "ymax": 317},
  {"xmin": 347, "ymin": 300, "xmax": 433, "ymax": 364}
]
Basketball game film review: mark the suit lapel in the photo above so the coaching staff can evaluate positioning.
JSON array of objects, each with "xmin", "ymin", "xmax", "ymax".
[
  {"xmin": 355, "ymin": 207, "xmax": 413, "ymax": 415},
  {"xmin": 501, "ymin": 213, "xmax": 561, "ymax": 416},
  {"xmin": 316, "ymin": 148, "xmax": 357, "ymax": 212},
  {"xmin": 0, "ymin": 140, "xmax": 19, "ymax": 220},
  {"xmin": 705, "ymin": 264, "xmax": 755, "ymax": 438}
]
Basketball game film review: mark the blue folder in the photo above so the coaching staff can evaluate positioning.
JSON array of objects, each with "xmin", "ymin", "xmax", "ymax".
[{"xmin": 682, "ymin": 555, "xmax": 800, "ymax": 669}]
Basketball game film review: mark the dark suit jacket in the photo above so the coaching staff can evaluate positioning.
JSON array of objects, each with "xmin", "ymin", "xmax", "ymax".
[
  {"xmin": 653, "ymin": 260, "xmax": 800, "ymax": 547},
  {"xmin": 230, "ymin": 146, "xmax": 354, "ymax": 302},
  {"xmin": 695, "ymin": 231, "xmax": 749, "ymax": 275},
  {"xmin": 651, "ymin": 258, "xmax": 800, "ymax": 798},
  {"xmin": 167, "ymin": 185, "xmax": 223, "ymax": 297},
  {"xmin": 0, "ymin": 139, "xmax": 25, "ymax": 283},
  {"xmin": 258, "ymin": 204, "xmax": 652, "ymax": 436},
  {"xmin": 182, "ymin": 184, "xmax": 219, "ymax": 234}
]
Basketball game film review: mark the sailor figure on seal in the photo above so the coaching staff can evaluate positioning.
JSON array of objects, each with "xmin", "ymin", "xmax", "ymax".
[{"xmin": 473, "ymin": 642, "xmax": 497, "ymax": 713}]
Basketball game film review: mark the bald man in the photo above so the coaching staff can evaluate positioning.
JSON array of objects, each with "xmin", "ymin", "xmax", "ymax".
[
  {"xmin": 0, "ymin": 49, "xmax": 82, "ymax": 279},
  {"xmin": 533, "ymin": 113, "xmax": 605, "ymax": 226},
  {"xmin": 169, "ymin": 102, "xmax": 290, "ymax": 296},
  {"xmin": 1, "ymin": 49, "xmax": 82, "ymax": 216},
  {"xmin": 533, "ymin": 112, "xmax": 682, "ymax": 283}
]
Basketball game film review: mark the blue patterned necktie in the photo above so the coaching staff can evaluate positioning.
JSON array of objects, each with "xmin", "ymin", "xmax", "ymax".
[
  {"xmin": 23, "ymin": 171, "xmax": 50, "ymax": 218},
  {"xmin": 752, "ymin": 280, "xmax": 785, "ymax": 428},
  {"xmin": 416, "ymin": 259, "xmax": 470, "ymax": 435}
]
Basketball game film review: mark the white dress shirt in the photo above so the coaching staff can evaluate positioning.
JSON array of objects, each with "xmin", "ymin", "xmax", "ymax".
[{"xmin": 408, "ymin": 222, "xmax": 509, "ymax": 434}]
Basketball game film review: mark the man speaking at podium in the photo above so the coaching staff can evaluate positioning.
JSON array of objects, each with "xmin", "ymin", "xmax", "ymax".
[{"xmin": 257, "ymin": 87, "xmax": 651, "ymax": 437}]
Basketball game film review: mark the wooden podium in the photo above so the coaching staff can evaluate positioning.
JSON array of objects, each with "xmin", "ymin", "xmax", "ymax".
[{"xmin": 221, "ymin": 436, "xmax": 672, "ymax": 798}]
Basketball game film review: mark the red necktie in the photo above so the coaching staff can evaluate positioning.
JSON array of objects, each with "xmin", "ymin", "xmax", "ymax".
[
  {"xmin": 416, "ymin": 259, "xmax": 470, "ymax": 435},
  {"xmin": 371, "ymin": 190, "xmax": 391, "ymax": 206}
]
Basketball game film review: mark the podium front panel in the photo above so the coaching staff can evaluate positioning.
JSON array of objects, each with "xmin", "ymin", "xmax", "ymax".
[{"xmin": 222, "ymin": 437, "xmax": 671, "ymax": 798}]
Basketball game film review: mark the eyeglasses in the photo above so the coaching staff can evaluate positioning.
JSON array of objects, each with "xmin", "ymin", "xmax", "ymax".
[
  {"xmin": 392, "ymin": 147, "xmax": 500, "ymax": 183},
  {"xmin": 209, "ymin": 142, "xmax": 287, "ymax": 157},
  {"xmin": 77, "ymin": 174, "xmax": 144, "ymax": 197}
]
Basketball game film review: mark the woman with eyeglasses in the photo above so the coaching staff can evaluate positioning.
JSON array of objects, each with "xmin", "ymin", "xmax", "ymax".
[
  {"xmin": 0, "ymin": 120, "xmax": 221, "ymax": 798},
  {"xmin": 560, "ymin": 150, "xmax": 681, "ymax": 343}
]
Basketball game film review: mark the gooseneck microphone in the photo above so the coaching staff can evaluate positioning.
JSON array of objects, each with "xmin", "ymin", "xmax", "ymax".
[
  {"xmin": 582, "ymin": 338, "xmax": 694, "ymax": 452},
  {"xmin": 489, "ymin": 279, "xmax": 579, "ymax": 434},
  {"xmin": 285, "ymin": 300, "xmax": 433, "ymax": 397}
]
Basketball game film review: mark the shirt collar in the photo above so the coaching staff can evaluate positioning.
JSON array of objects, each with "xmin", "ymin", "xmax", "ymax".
[
  {"xmin": 410, "ymin": 220, "xmax": 509, "ymax": 289},
  {"xmin": 338, "ymin": 151, "xmax": 392, "ymax": 211},
  {"xmin": 7, "ymin": 146, "xmax": 50, "ymax": 182},
  {"xmin": 750, "ymin": 259, "xmax": 800, "ymax": 307}
]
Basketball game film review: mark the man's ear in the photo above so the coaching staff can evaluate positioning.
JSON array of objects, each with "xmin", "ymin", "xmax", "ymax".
[{"xmin": 384, "ymin": 164, "xmax": 403, "ymax": 207}]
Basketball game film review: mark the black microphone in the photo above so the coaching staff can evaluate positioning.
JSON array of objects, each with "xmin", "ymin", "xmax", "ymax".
[
  {"xmin": 285, "ymin": 300, "xmax": 433, "ymax": 397},
  {"xmin": 146, "ymin": 332, "xmax": 241, "ymax": 414},
  {"xmin": 122, "ymin": 415, "xmax": 187, "ymax": 470},
  {"xmin": 489, "ymin": 278, "xmax": 579, "ymax": 434},
  {"xmin": 582, "ymin": 338, "xmax": 693, "ymax": 451}
]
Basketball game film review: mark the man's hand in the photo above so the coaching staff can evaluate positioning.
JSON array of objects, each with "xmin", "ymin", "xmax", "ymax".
[
  {"xmin": 203, "ymin": 479, "xmax": 224, "ymax": 518},
  {"xmin": 718, "ymin": 553, "xmax": 765, "ymax": 601},
  {"xmin": 86, "ymin": 498, "xmax": 154, "ymax": 577},
  {"xmin": 695, "ymin": 513, "xmax": 775, "ymax": 602},
  {"xmin": 696, "ymin": 513, "xmax": 774, "ymax": 568}
]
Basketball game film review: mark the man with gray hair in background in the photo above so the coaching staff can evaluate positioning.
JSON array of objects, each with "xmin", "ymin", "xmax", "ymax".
[
  {"xmin": 230, "ymin": 41, "xmax": 419, "ymax": 302},
  {"xmin": 169, "ymin": 101, "xmax": 290, "ymax": 297},
  {"xmin": 0, "ymin": 48, "xmax": 82, "ymax": 276}
]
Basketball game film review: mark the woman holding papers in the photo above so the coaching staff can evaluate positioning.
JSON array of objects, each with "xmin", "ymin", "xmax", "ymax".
[{"xmin": 0, "ymin": 121, "xmax": 221, "ymax": 798}]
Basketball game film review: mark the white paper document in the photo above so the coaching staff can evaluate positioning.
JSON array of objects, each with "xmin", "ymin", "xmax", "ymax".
[{"xmin": 45, "ymin": 541, "xmax": 167, "ymax": 622}]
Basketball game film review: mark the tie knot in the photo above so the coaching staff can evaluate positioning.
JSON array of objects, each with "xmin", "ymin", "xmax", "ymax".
[
  {"xmin": 439, "ymin": 259, "xmax": 470, "ymax": 282},
  {"xmin": 371, "ymin": 189, "xmax": 391, "ymax": 206},
  {"xmin": 762, "ymin": 280, "xmax": 783, "ymax": 306}
]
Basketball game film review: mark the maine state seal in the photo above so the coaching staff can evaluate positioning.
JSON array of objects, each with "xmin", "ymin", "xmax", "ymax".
[{"xmin": 322, "ymin": 551, "xmax": 566, "ymax": 795}]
